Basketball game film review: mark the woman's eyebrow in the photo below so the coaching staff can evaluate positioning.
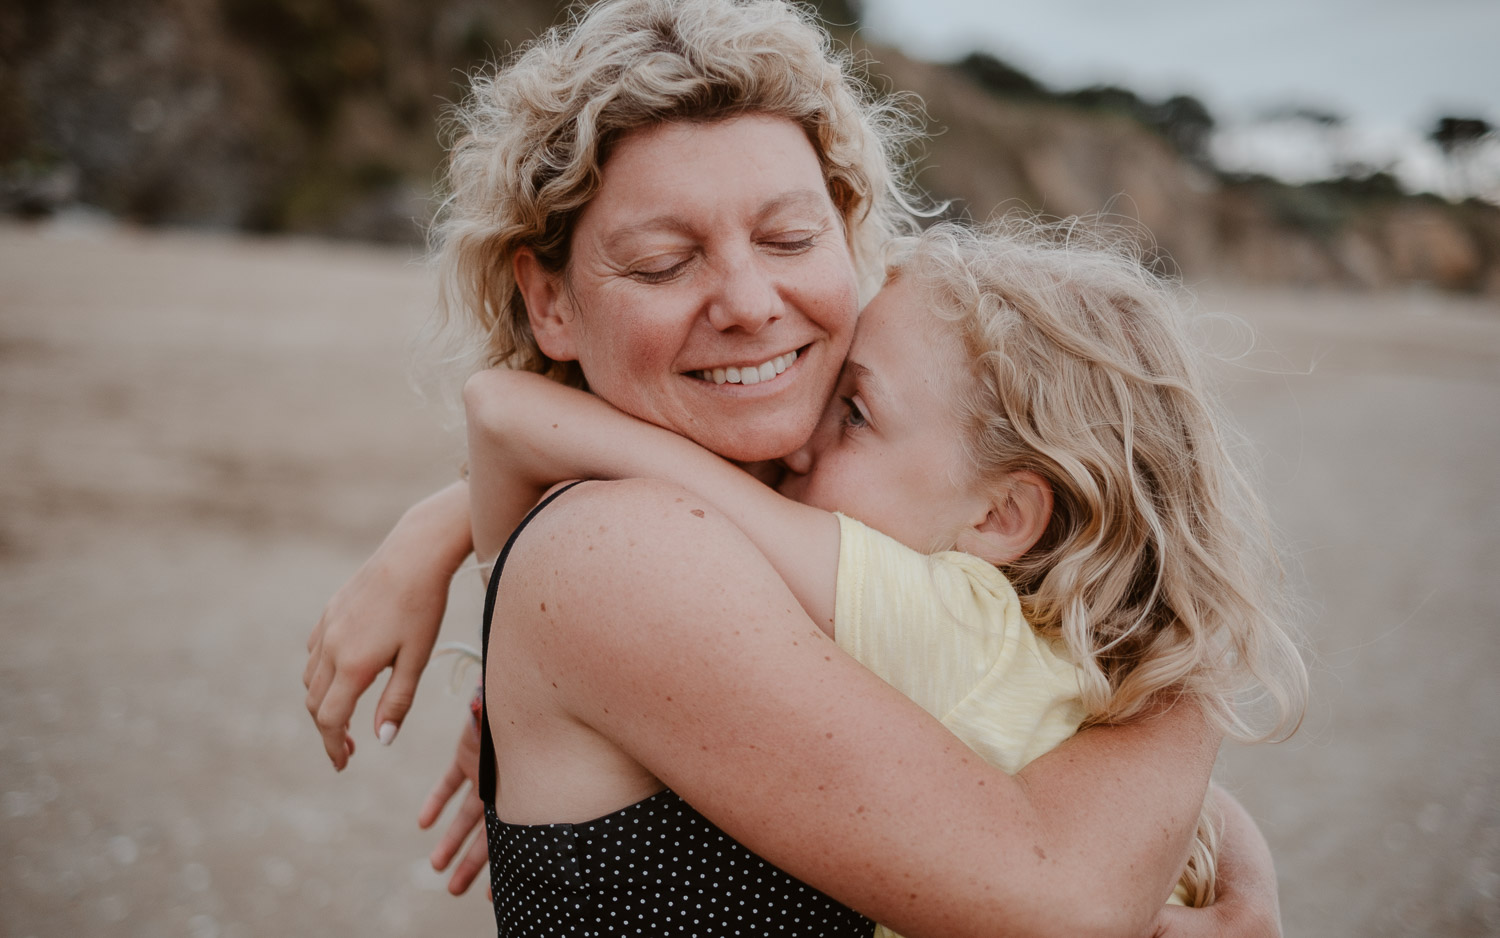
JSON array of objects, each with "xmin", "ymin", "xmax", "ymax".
[
  {"xmin": 755, "ymin": 189, "xmax": 833, "ymax": 222},
  {"xmin": 600, "ymin": 217, "xmax": 695, "ymax": 254}
]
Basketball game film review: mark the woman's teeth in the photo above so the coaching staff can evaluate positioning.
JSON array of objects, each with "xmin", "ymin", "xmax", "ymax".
[{"xmin": 697, "ymin": 349, "xmax": 798, "ymax": 385}]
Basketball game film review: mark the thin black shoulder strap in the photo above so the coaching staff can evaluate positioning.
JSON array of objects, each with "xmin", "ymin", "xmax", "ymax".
[{"xmin": 479, "ymin": 480, "xmax": 590, "ymax": 804}]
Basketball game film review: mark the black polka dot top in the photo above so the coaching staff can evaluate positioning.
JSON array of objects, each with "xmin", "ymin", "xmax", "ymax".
[{"xmin": 479, "ymin": 483, "xmax": 874, "ymax": 937}]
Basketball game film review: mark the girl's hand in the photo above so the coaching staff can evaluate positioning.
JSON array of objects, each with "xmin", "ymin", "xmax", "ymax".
[
  {"xmin": 418, "ymin": 715, "xmax": 490, "ymax": 895},
  {"xmin": 1150, "ymin": 786, "xmax": 1283, "ymax": 937},
  {"xmin": 303, "ymin": 481, "xmax": 473, "ymax": 768}
]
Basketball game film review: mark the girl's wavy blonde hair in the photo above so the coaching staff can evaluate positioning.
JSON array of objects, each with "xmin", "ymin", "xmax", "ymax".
[
  {"xmin": 892, "ymin": 218, "xmax": 1308, "ymax": 906},
  {"xmin": 431, "ymin": 0, "xmax": 921, "ymax": 389}
]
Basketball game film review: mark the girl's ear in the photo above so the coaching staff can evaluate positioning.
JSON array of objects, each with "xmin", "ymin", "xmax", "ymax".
[
  {"xmin": 955, "ymin": 470, "xmax": 1053, "ymax": 566},
  {"xmin": 514, "ymin": 248, "xmax": 578, "ymax": 362}
]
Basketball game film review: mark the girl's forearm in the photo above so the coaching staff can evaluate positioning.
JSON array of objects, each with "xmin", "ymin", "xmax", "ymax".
[
  {"xmin": 463, "ymin": 368, "xmax": 839, "ymax": 624},
  {"xmin": 1203, "ymin": 786, "xmax": 1283, "ymax": 934},
  {"xmin": 398, "ymin": 480, "xmax": 476, "ymax": 572},
  {"xmin": 464, "ymin": 368, "xmax": 744, "ymax": 493}
]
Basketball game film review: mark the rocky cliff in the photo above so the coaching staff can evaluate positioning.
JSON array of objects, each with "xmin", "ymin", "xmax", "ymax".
[
  {"xmin": 4, "ymin": 0, "xmax": 1497, "ymax": 294},
  {"xmin": 867, "ymin": 48, "xmax": 1500, "ymax": 294}
]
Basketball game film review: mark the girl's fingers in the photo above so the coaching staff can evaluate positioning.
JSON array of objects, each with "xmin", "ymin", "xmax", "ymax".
[
  {"xmin": 418, "ymin": 759, "xmax": 466, "ymax": 830},
  {"xmin": 303, "ymin": 657, "xmax": 335, "ymax": 751},
  {"xmin": 315, "ymin": 670, "xmax": 367, "ymax": 759},
  {"xmin": 431, "ymin": 787, "xmax": 485, "ymax": 873},
  {"xmin": 306, "ymin": 611, "xmax": 327, "ymax": 654},
  {"xmin": 448, "ymin": 822, "xmax": 491, "ymax": 896},
  {"xmin": 373, "ymin": 646, "xmax": 426, "ymax": 743}
]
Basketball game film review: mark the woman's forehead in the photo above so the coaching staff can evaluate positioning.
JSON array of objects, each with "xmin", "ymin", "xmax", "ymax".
[
  {"xmin": 599, "ymin": 190, "xmax": 834, "ymax": 249},
  {"xmin": 585, "ymin": 115, "xmax": 834, "ymax": 229}
]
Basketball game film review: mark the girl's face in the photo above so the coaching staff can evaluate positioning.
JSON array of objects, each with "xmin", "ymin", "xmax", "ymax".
[
  {"xmin": 778, "ymin": 276, "xmax": 992, "ymax": 553},
  {"xmin": 525, "ymin": 114, "xmax": 860, "ymax": 463}
]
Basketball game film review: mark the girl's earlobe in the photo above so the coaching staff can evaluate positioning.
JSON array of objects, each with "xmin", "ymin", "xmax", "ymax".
[
  {"xmin": 515, "ymin": 248, "xmax": 578, "ymax": 362},
  {"xmin": 959, "ymin": 471, "xmax": 1053, "ymax": 565}
]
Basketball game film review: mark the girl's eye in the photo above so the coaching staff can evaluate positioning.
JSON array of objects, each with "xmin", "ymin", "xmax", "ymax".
[{"xmin": 840, "ymin": 396, "xmax": 868, "ymax": 431}]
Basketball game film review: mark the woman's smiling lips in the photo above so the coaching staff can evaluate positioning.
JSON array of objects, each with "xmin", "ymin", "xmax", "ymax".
[{"xmin": 690, "ymin": 348, "xmax": 801, "ymax": 386}]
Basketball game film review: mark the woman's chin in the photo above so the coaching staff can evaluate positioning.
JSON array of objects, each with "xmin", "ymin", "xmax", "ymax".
[
  {"xmin": 681, "ymin": 380, "xmax": 825, "ymax": 462},
  {"xmin": 688, "ymin": 410, "xmax": 819, "ymax": 464}
]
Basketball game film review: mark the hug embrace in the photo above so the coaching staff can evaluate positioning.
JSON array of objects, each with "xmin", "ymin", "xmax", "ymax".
[{"xmin": 303, "ymin": 1, "xmax": 1307, "ymax": 935}]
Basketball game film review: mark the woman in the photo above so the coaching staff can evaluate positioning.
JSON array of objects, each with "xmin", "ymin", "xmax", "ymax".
[{"xmin": 304, "ymin": 1, "xmax": 1282, "ymax": 933}]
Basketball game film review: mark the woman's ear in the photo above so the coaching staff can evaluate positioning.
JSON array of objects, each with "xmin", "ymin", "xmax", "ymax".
[
  {"xmin": 514, "ymin": 248, "xmax": 578, "ymax": 362},
  {"xmin": 955, "ymin": 470, "xmax": 1053, "ymax": 566}
]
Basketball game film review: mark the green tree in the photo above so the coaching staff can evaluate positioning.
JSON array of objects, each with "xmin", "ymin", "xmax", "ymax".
[{"xmin": 1430, "ymin": 115, "xmax": 1494, "ymax": 200}]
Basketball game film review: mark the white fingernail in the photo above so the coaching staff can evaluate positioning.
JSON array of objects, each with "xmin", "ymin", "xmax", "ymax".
[{"xmin": 378, "ymin": 722, "xmax": 398, "ymax": 745}]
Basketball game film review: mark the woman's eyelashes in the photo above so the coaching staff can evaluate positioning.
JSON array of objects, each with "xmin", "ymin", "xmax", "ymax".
[
  {"xmin": 626, "ymin": 231, "xmax": 818, "ymax": 283},
  {"xmin": 763, "ymin": 233, "xmax": 817, "ymax": 253},
  {"xmin": 624, "ymin": 231, "xmax": 822, "ymax": 285},
  {"xmin": 630, "ymin": 254, "xmax": 694, "ymax": 283}
]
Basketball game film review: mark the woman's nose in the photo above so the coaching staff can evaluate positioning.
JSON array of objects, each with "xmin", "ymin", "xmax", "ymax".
[{"xmin": 707, "ymin": 257, "xmax": 782, "ymax": 333}]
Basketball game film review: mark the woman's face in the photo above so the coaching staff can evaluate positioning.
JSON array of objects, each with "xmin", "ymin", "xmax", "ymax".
[{"xmin": 523, "ymin": 114, "xmax": 860, "ymax": 462}]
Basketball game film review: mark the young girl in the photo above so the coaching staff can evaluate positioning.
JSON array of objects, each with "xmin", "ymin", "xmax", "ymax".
[{"xmin": 464, "ymin": 217, "xmax": 1308, "ymax": 919}]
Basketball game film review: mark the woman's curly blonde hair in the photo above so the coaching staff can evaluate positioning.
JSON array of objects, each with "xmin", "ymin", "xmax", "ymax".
[
  {"xmin": 431, "ymin": 0, "xmax": 922, "ymax": 390},
  {"xmin": 891, "ymin": 218, "xmax": 1309, "ymax": 906}
]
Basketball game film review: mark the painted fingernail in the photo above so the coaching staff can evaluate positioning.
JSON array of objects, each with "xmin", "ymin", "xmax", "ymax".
[{"xmin": 378, "ymin": 721, "xmax": 398, "ymax": 746}]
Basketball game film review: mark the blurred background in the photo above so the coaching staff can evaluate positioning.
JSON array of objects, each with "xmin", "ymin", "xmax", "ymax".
[
  {"xmin": 4, "ymin": 0, "xmax": 1499, "ymax": 287},
  {"xmin": 2, "ymin": 1, "xmax": 1496, "ymax": 936}
]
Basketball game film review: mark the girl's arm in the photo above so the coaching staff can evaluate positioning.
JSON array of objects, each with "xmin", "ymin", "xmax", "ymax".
[
  {"xmin": 303, "ymin": 482, "xmax": 473, "ymax": 768},
  {"xmin": 1152, "ymin": 786, "xmax": 1283, "ymax": 937},
  {"xmin": 464, "ymin": 367, "xmax": 842, "ymax": 631}
]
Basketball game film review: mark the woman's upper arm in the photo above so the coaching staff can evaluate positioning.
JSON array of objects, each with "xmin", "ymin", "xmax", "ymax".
[
  {"xmin": 1016, "ymin": 700, "xmax": 1220, "ymax": 922},
  {"xmin": 502, "ymin": 480, "xmax": 1209, "ymax": 938}
]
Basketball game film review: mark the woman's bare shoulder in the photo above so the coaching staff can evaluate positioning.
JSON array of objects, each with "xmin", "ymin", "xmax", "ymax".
[
  {"xmin": 517, "ymin": 477, "xmax": 747, "ymax": 555},
  {"xmin": 497, "ymin": 477, "xmax": 781, "ymax": 637}
]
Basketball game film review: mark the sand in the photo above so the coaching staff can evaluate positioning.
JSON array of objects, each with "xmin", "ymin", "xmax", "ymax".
[{"xmin": 1, "ymin": 219, "xmax": 1496, "ymax": 936}]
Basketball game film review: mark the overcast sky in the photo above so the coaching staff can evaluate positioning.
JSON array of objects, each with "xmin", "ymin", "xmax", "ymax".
[{"xmin": 858, "ymin": 0, "xmax": 1498, "ymax": 133}]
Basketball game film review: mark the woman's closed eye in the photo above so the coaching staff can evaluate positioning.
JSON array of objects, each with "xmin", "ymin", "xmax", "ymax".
[
  {"xmin": 763, "ymin": 234, "xmax": 817, "ymax": 253},
  {"xmin": 630, "ymin": 255, "xmax": 695, "ymax": 284}
]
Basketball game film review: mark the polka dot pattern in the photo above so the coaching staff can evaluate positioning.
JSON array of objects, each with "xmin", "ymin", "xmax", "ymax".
[
  {"xmin": 484, "ymin": 791, "xmax": 873, "ymax": 936},
  {"xmin": 478, "ymin": 483, "xmax": 873, "ymax": 936}
]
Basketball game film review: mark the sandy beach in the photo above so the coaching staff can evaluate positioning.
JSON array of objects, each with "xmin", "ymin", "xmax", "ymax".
[{"xmin": 1, "ymin": 219, "xmax": 1496, "ymax": 936}]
